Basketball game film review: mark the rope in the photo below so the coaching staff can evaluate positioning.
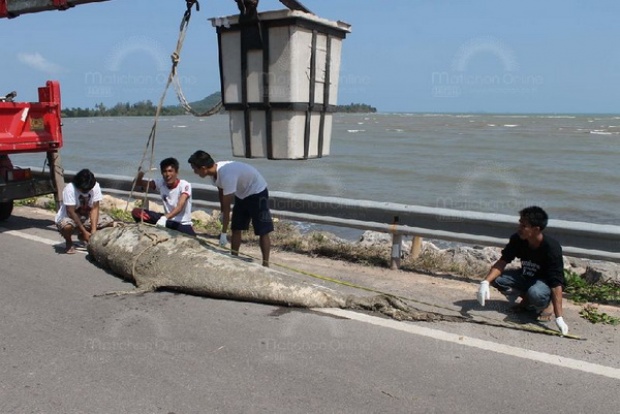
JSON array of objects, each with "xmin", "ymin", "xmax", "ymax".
[
  {"xmin": 195, "ymin": 234, "xmax": 584, "ymax": 340},
  {"xmin": 171, "ymin": 1, "xmax": 223, "ymax": 117},
  {"xmin": 126, "ymin": 0, "xmax": 221, "ymax": 212}
]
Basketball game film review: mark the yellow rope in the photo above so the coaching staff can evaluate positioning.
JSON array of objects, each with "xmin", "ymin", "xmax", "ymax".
[{"xmin": 195, "ymin": 233, "xmax": 583, "ymax": 340}]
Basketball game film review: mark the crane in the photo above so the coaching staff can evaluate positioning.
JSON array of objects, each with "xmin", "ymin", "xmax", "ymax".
[
  {"xmin": 2, "ymin": 0, "xmax": 347, "ymax": 162},
  {"xmin": 0, "ymin": 0, "xmax": 311, "ymax": 19}
]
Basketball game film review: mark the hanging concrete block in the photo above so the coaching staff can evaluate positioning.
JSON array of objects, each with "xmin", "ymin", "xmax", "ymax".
[{"xmin": 211, "ymin": 9, "xmax": 351, "ymax": 160}]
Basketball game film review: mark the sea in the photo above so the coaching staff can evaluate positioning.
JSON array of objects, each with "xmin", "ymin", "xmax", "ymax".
[{"xmin": 12, "ymin": 113, "xmax": 620, "ymax": 229}]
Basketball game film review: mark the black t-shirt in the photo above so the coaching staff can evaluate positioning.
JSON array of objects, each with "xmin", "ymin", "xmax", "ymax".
[{"xmin": 500, "ymin": 233, "xmax": 565, "ymax": 288}]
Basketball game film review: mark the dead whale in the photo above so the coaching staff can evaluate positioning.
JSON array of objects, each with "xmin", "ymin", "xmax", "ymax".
[{"xmin": 88, "ymin": 224, "xmax": 463, "ymax": 322}]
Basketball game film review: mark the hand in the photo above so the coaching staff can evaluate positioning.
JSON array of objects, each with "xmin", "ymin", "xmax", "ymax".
[
  {"xmin": 135, "ymin": 167, "xmax": 143, "ymax": 181},
  {"xmin": 219, "ymin": 233, "xmax": 228, "ymax": 247},
  {"xmin": 156, "ymin": 216, "xmax": 167, "ymax": 228},
  {"xmin": 477, "ymin": 281, "xmax": 490, "ymax": 306},
  {"xmin": 81, "ymin": 230, "xmax": 92, "ymax": 244},
  {"xmin": 555, "ymin": 316, "xmax": 569, "ymax": 336}
]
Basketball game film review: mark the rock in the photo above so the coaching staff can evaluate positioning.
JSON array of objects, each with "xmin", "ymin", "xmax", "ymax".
[
  {"xmin": 357, "ymin": 231, "xmax": 392, "ymax": 246},
  {"xmin": 581, "ymin": 263, "xmax": 620, "ymax": 285},
  {"xmin": 100, "ymin": 195, "xmax": 137, "ymax": 212},
  {"xmin": 191, "ymin": 210, "xmax": 215, "ymax": 224},
  {"xmin": 443, "ymin": 246, "xmax": 502, "ymax": 266}
]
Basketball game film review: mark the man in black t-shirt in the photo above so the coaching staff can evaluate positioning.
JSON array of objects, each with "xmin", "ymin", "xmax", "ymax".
[{"xmin": 476, "ymin": 206, "xmax": 569, "ymax": 336}]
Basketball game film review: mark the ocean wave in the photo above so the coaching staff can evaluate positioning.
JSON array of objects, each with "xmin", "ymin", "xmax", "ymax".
[
  {"xmin": 590, "ymin": 130, "xmax": 617, "ymax": 135},
  {"xmin": 347, "ymin": 129, "xmax": 366, "ymax": 133}
]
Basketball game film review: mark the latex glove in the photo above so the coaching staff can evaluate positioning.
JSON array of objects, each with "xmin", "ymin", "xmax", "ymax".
[
  {"xmin": 219, "ymin": 233, "xmax": 228, "ymax": 247},
  {"xmin": 555, "ymin": 316, "xmax": 569, "ymax": 336},
  {"xmin": 156, "ymin": 216, "xmax": 167, "ymax": 228},
  {"xmin": 477, "ymin": 281, "xmax": 490, "ymax": 306}
]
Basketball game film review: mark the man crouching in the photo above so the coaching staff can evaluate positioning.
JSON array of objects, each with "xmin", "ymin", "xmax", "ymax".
[
  {"xmin": 55, "ymin": 169, "xmax": 114, "ymax": 254},
  {"xmin": 477, "ymin": 206, "xmax": 569, "ymax": 335}
]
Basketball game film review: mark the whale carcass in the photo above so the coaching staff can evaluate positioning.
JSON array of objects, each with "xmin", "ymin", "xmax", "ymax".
[{"xmin": 88, "ymin": 224, "xmax": 463, "ymax": 322}]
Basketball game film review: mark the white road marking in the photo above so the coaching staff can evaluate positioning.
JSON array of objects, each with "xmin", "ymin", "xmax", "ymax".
[
  {"xmin": 3, "ymin": 227, "xmax": 619, "ymax": 380},
  {"xmin": 317, "ymin": 308, "xmax": 620, "ymax": 381},
  {"xmin": 1, "ymin": 228, "xmax": 59, "ymax": 245},
  {"xmin": 0, "ymin": 227, "xmax": 87, "ymax": 254}
]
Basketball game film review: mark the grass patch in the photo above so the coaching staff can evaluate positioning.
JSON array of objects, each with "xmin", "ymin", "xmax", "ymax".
[
  {"xmin": 579, "ymin": 304, "xmax": 620, "ymax": 325},
  {"xmin": 564, "ymin": 269, "xmax": 620, "ymax": 305},
  {"xmin": 108, "ymin": 208, "xmax": 133, "ymax": 222},
  {"xmin": 192, "ymin": 218, "xmax": 221, "ymax": 234},
  {"xmin": 15, "ymin": 198, "xmax": 38, "ymax": 206},
  {"xmin": 15, "ymin": 196, "xmax": 56, "ymax": 211}
]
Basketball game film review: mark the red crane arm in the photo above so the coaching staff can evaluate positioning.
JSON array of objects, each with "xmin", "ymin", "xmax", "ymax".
[{"xmin": 0, "ymin": 0, "xmax": 111, "ymax": 19}]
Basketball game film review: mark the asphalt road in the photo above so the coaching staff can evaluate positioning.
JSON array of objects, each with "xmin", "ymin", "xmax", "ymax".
[{"xmin": 1, "ymin": 207, "xmax": 619, "ymax": 414}]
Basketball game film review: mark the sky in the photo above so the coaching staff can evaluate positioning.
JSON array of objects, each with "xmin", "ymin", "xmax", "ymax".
[{"xmin": 1, "ymin": 0, "xmax": 619, "ymax": 114}]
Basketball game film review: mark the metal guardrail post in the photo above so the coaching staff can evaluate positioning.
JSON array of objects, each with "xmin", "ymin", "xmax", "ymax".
[{"xmin": 390, "ymin": 234, "xmax": 403, "ymax": 270}]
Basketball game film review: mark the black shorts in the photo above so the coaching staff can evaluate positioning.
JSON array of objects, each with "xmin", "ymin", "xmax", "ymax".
[
  {"xmin": 131, "ymin": 208, "xmax": 196, "ymax": 236},
  {"xmin": 231, "ymin": 188, "xmax": 274, "ymax": 236}
]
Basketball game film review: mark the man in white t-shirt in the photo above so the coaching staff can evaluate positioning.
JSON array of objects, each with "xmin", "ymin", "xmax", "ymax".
[
  {"xmin": 188, "ymin": 150, "xmax": 274, "ymax": 267},
  {"xmin": 55, "ymin": 169, "xmax": 114, "ymax": 254},
  {"xmin": 132, "ymin": 157, "xmax": 195, "ymax": 236}
]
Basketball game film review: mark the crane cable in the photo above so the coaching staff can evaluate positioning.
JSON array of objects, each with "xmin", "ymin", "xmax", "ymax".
[
  {"xmin": 126, "ymin": 0, "xmax": 221, "ymax": 212},
  {"xmin": 171, "ymin": 1, "xmax": 223, "ymax": 117}
]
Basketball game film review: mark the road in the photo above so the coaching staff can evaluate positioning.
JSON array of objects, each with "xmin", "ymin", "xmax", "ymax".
[{"xmin": 1, "ymin": 206, "xmax": 619, "ymax": 414}]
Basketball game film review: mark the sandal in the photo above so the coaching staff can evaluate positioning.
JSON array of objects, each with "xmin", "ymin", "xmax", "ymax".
[
  {"xmin": 65, "ymin": 245, "xmax": 77, "ymax": 255},
  {"xmin": 537, "ymin": 311, "xmax": 554, "ymax": 322}
]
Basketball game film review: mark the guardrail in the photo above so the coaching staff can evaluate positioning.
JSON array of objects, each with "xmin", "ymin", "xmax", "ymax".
[{"xmin": 61, "ymin": 171, "xmax": 620, "ymax": 265}]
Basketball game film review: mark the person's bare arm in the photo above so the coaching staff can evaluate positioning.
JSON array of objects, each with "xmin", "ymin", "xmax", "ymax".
[
  {"xmin": 134, "ymin": 170, "xmax": 156, "ymax": 191},
  {"xmin": 85, "ymin": 202, "xmax": 101, "ymax": 242},
  {"xmin": 550, "ymin": 285, "xmax": 564, "ymax": 317},
  {"xmin": 66, "ymin": 205, "xmax": 89, "ymax": 239},
  {"xmin": 165, "ymin": 193, "xmax": 190, "ymax": 220},
  {"xmin": 219, "ymin": 189, "xmax": 234, "ymax": 233},
  {"xmin": 483, "ymin": 259, "xmax": 508, "ymax": 283}
]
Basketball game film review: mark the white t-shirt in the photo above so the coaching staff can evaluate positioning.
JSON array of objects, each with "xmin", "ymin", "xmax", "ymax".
[
  {"xmin": 212, "ymin": 161, "xmax": 267, "ymax": 200},
  {"xmin": 55, "ymin": 182, "xmax": 103, "ymax": 223},
  {"xmin": 154, "ymin": 177, "xmax": 193, "ymax": 225}
]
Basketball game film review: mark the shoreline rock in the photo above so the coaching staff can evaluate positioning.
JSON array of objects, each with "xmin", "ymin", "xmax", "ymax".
[
  {"xmin": 25, "ymin": 194, "xmax": 620, "ymax": 285},
  {"xmin": 356, "ymin": 230, "xmax": 620, "ymax": 285}
]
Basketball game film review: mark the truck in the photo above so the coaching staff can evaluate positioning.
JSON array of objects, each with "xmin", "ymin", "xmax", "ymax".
[{"xmin": 0, "ymin": 80, "xmax": 65, "ymax": 220}]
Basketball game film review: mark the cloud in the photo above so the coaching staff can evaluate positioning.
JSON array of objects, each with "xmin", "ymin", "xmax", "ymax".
[{"xmin": 17, "ymin": 52, "xmax": 65, "ymax": 74}]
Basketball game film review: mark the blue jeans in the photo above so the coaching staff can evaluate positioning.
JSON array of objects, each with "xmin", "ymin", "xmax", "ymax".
[{"xmin": 492, "ymin": 269, "xmax": 551, "ymax": 311}]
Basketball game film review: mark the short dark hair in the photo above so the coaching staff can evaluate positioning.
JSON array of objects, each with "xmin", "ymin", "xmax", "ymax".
[
  {"xmin": 188, "ymin": 150, "xmax": 215, "ymax": 168},
  {"xmin": 73, "ymin": 169, "xmax": 96, "ymax": 192},
  {"xmin": 519, "ymin": 206, "xmax": 548, "ymax": 230},
  {"xmin": 160, "ymin": 157, "xmax": 179, "ymax": 172}
]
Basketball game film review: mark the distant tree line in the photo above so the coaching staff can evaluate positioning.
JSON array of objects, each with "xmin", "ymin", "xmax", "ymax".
[
  {"xmin": 62, "ymin": 100, "xmax": 187, "ymax": 118},
  {"xmin": 333, "ymin": 103, "xmax": 377, "ymax": 113},
  {"xmin": 62, "ymin": 93, "xmax": 376, "ymax": 117},
  {"xmin": 62, "ymin": 92, "xmax": 224, "ymax": 118}
]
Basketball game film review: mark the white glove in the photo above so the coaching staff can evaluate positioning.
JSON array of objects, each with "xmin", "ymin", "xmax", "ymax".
[
  {"xmin": 219, "ymin": 233, "xmax": 228, "ymax": 247},
  {"xmin": 555, "ymin": 316, "xmax": 569, "ymax": 336},
  {"xmin": 156, "ymin": 216, "xmax": 167, "ymax": 227},
  {"xmin": 477, "ymin": 281, "xmax": 490, "ymax": 306}
]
